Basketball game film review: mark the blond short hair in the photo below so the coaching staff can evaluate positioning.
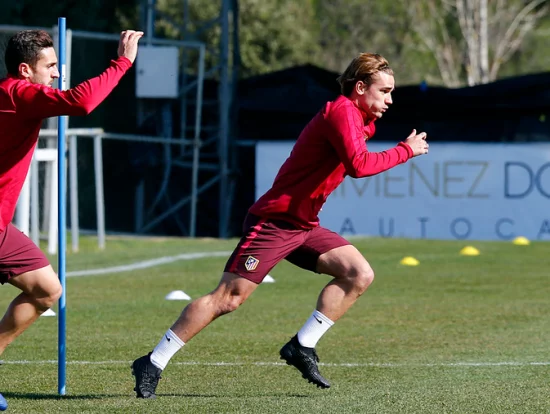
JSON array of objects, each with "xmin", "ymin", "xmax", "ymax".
[{"xmin": 337, "ymin": 53, "xmax": 393, "ymax": 97}]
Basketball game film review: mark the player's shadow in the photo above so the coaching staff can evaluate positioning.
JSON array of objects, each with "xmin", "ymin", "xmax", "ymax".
[
  {"xmin": 158, "ymin": 392, "xmax": 310, "ymax": 398},
  {"xmin": 1, "ymin": 392, "xmax": 121, "ymax": 400},
  {"xmin": 3, "ymin": 391, "xmax": 311, "ymax": 400}
]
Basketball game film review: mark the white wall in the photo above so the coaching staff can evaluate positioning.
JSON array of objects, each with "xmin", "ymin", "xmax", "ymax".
[{"xmin": 256, "ymin": 142, "xmax": 550, "ymax": 241}]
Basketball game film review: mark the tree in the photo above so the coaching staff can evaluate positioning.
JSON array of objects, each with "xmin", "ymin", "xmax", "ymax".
[
  {"xmin": 313, "ymin": 1, "xmax": 409, "ymax": 71},
  {"xmin": 149, "ymin": 0, "xmax": 320, "ymax": 78},
  {"xmin": 311, "ymin": 0, "xmax": 440, "ymax": 87},
  {"xmin": 406, "ymin": 0, "xmax": 550, "ymax": 87},
  {"xmin": 0, "ymin": 0, "xmax": 136, "ymax": 32}
]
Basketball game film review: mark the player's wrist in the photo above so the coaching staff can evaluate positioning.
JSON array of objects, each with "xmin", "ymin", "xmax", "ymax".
[{"xmin": 398, "ymin": 141, "xmax": 414, "ymax": 158}]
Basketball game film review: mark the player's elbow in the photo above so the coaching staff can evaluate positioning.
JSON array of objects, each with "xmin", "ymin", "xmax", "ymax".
[
  {"xmin": 346, "ymin": 160, "xmax": 374, "ymax": 178},
  {"xmin": 347, "ymin": 168, "xmax": 376, "ymax": 179},
  {"xmin": 77, "ymin": 103, "xmax": 95, "ymax": 116},
  {"xmin": 69, "ymin": 100, "xmax": 97, "ymax": 116},
  {"xmin": 346, "ymin": 168, "xmax": 361, "ymax": 179}
]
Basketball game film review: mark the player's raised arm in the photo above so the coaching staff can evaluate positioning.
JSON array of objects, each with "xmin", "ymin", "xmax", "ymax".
[{"xmin": 12, "ymin": 30, "xmax": 143, "ymax": 119}]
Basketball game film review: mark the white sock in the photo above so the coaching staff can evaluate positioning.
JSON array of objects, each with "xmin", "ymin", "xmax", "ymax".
[
  {"xmin": 150, "ymin": 329, "xmax": 185, "ymax": 370},
  {"xmin": 297, "ymin": 310, "xmax": 334, "ymax": 348}
]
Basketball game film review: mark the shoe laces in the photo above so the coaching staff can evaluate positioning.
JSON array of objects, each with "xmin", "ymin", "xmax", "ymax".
[
  {"xmin": 301, "ymin": 346, "xmax": 320, "ymax": 363},
  {"xmin": 141, "ymin": 373, "xmax": 160, "ymax": 390},
  {"xmin": 311, "ymin": 349, "xmax": 320, "ymax": 363},
  {"xmin": 139, "ymin": 365, "xmax": 161, "ymax": 389}
]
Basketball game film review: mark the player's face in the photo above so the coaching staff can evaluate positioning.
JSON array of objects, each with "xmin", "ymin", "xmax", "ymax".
[
  {"xmin": 356, "ymin": 72, "xmax": 394, "ymax": 120},
  {"xmin": 25, "ymin": 47, "xmax": 60, "ymax": 87}
]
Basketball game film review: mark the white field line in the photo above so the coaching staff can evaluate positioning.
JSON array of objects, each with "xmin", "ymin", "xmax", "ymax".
[
  {"xmin": 66, "ymin": 251, "xmax": 233, "ymax": 277},
  {"xmin": 2, "ymin": 360, "xmax": 550, "ymax": 367}
]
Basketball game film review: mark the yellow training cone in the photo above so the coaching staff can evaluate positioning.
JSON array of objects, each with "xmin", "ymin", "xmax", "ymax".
[
  {"xmin": 400, "ymin": 256, "xmax": 419, "ymax": 266},
  {"xmin": 460, "ymin": 246, "xmax": 480, "ymax": 256},
  {"xmin": 512, "ymin": 236, "xmax": 530, "ymax": 246}
]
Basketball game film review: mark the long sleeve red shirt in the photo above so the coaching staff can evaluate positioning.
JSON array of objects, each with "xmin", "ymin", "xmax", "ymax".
[
  {"xmin": 249, "ymin": 94, "xmax": 414, "ymax": 229},
  {"xmin": 0, "ymin": 56, "xmax": 132, "ymax": 232}
]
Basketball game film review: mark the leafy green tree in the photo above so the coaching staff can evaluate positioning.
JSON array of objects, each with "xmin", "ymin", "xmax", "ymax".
[
  {"xmin": 312, "ymin": 0, "xmax": 550, "ymax": 87},
  {"xmin": 148, "ymin": 0, "xmax": 319, "ymax": 77},
  {"xmin": 311, "ymin": 0, "xmax": 439, "ymax": 86}
]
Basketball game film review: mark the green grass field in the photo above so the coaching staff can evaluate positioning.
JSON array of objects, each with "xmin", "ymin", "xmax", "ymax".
[{"xmin": 0, "ymin": 235, "xmax": 549, "ymax": 413}]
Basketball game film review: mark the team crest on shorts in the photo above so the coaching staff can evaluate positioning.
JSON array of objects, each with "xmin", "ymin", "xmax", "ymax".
[{"xmin": 245, "ymin": 255, "xmax": 260, "ymax": 271}]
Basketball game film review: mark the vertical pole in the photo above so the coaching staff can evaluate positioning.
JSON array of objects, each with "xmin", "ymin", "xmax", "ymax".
[
  {"xmin": 69, "ymin": 135, "xmax": 79, "ymax": 252},
  {"xmin": 94, "ymin": 136, "xmax": 106, "ymax": 250},
  {"xmin": 218, "ymin": 0, "xmax": 230, "ymax": 238},
  {"xmin": 30, "ymin": 158, "xmax": 39, "ymax": 244},
  {"xmin": 190, "ymin": 45, "xmax": 205, "ymax": 238},
  {"xmin": 15, "ymin": 174, "xmax": 31, "ymax": 235},
  {"xmin": 57, "ymin": 17, "xmax": 67, "ymax": 396}
]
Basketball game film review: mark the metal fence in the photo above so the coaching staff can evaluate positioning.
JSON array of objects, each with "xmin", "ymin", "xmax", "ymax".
[{"xmin": 1, "ymin": 23, "xmax": 212, "ymax": 247}]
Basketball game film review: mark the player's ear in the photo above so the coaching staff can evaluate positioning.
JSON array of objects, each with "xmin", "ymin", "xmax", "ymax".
[
  {"xmin": 355, "ymin": 81, "xmax": 366, "ymax": 95},
  {"xmin": 19, "ymin": 62, "xmax": 33, "ymax": 80}
]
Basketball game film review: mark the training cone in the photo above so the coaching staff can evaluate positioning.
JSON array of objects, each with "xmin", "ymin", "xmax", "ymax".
[
  {"xmin": 400, "ymin": 256, "xmax": 419, "ymax": 266},
  {"xmin": 460, "ymin": 246, "xmax": 480, "ymax": 256},
  {"xmin": 41, "ymin": 308, "xmax": 56, "ymax": 317},
  {"xmin": 512, "ymin": 236, "xmax": 530, "ymax": 246},
  {"xmin": 165, "ymin": 290, "xmax": 191, "ymax": 301},
  {"xmin": 262, "ymin": 274, "xmax": 275, "ymax": 283}
]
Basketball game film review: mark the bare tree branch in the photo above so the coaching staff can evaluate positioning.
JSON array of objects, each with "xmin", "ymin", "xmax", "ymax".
[
  {"xmin": 408, "ymin": 0, "xmax": 549, "ymax": 86},
  {"xmin": 490, "ymin": 0, "xmax": 549, "ymax": 80},
  {"xmin": 407, "ymin": 0, "xmax": 462, "ymax": 87}
]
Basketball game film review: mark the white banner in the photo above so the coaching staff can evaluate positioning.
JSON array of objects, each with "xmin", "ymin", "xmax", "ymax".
[{"xmin": 256, "ymin": 142, "xmax": 550, "ymax": 241}]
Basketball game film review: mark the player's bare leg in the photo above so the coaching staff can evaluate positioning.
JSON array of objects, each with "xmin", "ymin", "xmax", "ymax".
[
  {"xmin": 132, "ymin": 272, "xmax": 258, "ymax": 398},
  {"xmin": 280, "ymin": 245, "xmax": 374, "ymax": 388},
  {"xmin": 171, "ymin": 272, "xmax": 258, "ymax": 341},
  {"xmin": 315, "ymin": 245, "xmax": 374, "ymax": 320},
  {"xmin": 0, "ymin": 265, "xmax": 61, "ymax": 355}
]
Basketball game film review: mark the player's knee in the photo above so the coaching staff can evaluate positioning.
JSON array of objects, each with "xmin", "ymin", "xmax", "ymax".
[
  {"xmin": 212, "ymin": 272, "xmax": 256, "ymax": 316},
  {"xmin": 217, "ymin": 294, "xmax": 246, "ymax": 315},
  {"xmin": 50, "ymin": 283, "xmax": 63, "ymax": 303},
  {"xmin": 31, "ymin": 271, "xmax": 62, "ymax": 310},
  {"xmin": 35, "ymin": 283, "xmax": 62, "ymax": 310},
  {"xmin": 353, "ymin": 266, "xmax": 374, "ymax": 294}
]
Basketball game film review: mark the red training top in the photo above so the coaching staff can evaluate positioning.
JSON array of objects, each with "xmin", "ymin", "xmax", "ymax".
[
  {"xmin": 249, "ymin": 94, "xmax": 414, "ymax": 229},
  {"xmin": 0, "ymin": 56, "xmax": 132, "ymax": 232}
]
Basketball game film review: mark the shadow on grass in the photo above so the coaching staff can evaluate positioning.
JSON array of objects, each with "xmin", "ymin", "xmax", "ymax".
[
  {"xmin": 157, "ymin": 393, "xmax": 311, "ymax": 398},
  {"xmin": 1, "ymin": 392, "xmax": 121, "ymax": 400},
  {"xmin": 2, "ymin": 392, "xmax": 312, "ymax": 400}
]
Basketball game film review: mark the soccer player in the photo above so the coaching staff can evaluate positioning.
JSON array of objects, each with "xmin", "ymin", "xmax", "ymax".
[
  {"xmin": 131, "ymin": 52, "xmax": 430, "ymax": 398},
  {"xmin": 0, "ymin": 28, "xmax": 143, "ymax": 403}
]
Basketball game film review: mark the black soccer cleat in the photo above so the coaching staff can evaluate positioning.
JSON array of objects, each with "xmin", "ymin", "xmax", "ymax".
[
  {"xmin": 279, "ymin": 335, "xmax": 330, "ymax": 389},
  {"xmin": 131, "ymin": 353, "xmax": 162, "ymax": 399}
]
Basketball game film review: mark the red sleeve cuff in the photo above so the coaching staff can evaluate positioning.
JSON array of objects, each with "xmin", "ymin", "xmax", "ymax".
[
  {"xmin": 114, "ymin": 56, "xmax": 133, "ymax": 70},
  {"xmin": 398, "ymin": 141, "xmax": 414, "ymax": 158}
]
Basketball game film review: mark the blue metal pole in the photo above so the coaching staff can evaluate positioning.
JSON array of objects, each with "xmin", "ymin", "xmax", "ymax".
[{"xmin": 57, "ymin": 16, "xmax": 67, "ymax": 396}]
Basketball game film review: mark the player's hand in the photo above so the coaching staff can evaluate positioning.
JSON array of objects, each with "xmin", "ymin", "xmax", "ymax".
[
  {"xmin": 403, "ymin": 129, "xmax": 429, "ymax": 157},
  {"xmin": 117, "ymin": 30, "xmax": 144, "ymax": 64}
]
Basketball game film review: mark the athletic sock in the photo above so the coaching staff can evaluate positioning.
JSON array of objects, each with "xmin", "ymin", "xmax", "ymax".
[
  {"xmin": 297, "ymin": 310, "xmax": 334, "ymax": 348},
  {"xmin": 150, "ymin": 329, "xmax": 185, "ymax": 370}
]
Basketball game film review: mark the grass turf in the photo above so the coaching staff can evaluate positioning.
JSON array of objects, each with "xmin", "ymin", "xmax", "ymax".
[{"xmin": 0, "ymin": 236, "xmax": 548, "ymax": 413}]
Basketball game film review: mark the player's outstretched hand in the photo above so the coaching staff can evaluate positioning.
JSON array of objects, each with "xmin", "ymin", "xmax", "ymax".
[
  {"xmin": 117, "ymin": 30, "xmax": 144, "ymax": 64},
  {"xmin": 404, "ymin": 129, "xmax": 429, "ymax": 157}
]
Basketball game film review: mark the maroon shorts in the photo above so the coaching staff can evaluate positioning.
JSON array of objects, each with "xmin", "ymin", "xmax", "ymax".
[
  {"xmin": 224, "ymin": 214, "xmax": 351, "ymax": 284},
  {"xmin": 0, "ymin": 223, "xmax": 50, "ymax": 284}
]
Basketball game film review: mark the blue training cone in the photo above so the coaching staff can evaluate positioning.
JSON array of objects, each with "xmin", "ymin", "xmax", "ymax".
[{"xmin": 0, "ymin": 392, "xmax": 7, "ymax": 411}]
